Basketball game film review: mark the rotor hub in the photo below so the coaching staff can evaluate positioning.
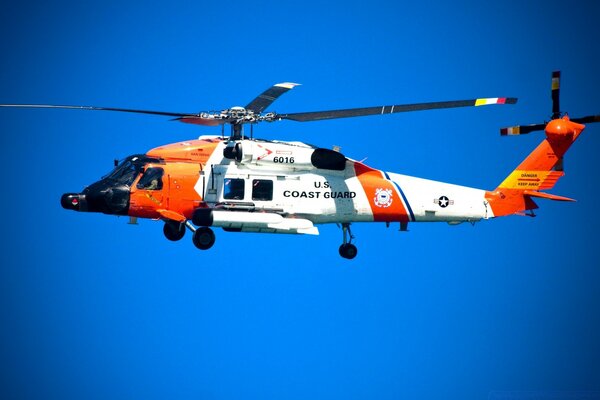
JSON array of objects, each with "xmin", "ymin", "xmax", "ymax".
[{"xmin": 545, "ymin": 116, "xmax": 584, "ymax": 139}]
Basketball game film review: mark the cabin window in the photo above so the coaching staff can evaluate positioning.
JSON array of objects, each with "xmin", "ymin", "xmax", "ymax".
[
  {"xmin": 252, "ymin": 179, "xmax": 273, "ymax": 201},
  {"xmin": 136, "ymin": 167, "xmax": 164, "ymax": 190},
  {"xmin": 223, "ymin": 178, "xmax": 245, "ymax": 200}
]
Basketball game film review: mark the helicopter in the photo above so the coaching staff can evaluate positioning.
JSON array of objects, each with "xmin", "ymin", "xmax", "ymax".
[{"xmin": 1, "ymin": 72, "xmax": 598, "ymax": 259}]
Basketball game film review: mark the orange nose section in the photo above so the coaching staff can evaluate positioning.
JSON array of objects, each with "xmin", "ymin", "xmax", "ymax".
[{"xmin": 545, "ymin": 116, "xmax": 584, "ymax": 139}]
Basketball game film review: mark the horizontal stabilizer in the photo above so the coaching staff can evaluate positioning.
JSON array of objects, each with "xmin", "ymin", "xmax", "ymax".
[{"xmin": 523, "ymin": 191, "xmax": 575, "ymax": 202}]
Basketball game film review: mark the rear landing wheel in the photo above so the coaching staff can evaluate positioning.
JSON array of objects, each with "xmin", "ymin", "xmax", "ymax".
[
  {"xmin": 338, "ymin": 223, "xmax": 357, "ymax": 259},
  {"xmin": 163, "ymin": 221, "xmax": 186, "ymax": 241},
  {"xmin": 339, "ymin": 243, "xmax": 358, "ymax": 259},
  {"xmin": 193, "ymin": 227, "xmax": 215, "ymax": 250}
]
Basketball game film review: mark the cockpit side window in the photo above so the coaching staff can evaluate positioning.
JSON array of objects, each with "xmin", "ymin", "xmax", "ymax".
[
  {"xmin": 104, "ymin": 160, "xmax": 139, "ymax": 186},
  {"xmin": 137, "ymin": 167, "xmax": 164, "ymax": 190},
  {"xmin": 102, "ymin": 155, "xmax": 163, "ymax": 187},
  {"xmin": 252, "ymin": 179, "xmax": 273, "ymax": 201},
  {"xmin": 223, "ymin": 178, "xmax": 245, "ymax": 200}
]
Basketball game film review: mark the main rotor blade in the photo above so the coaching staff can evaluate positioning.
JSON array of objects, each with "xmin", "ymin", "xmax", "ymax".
[
  {"xmin": 276, "ymin": 97, "xmax": 517, "ymax": 122},
  {"xmin": 174, "ymin": 115, "xmax": 229, "ymax": 126},
  {"xmin": 0, "ymin": 103, "xmax": 227, "ymax": 127},
  {"xmin": 0, "ymin": 103, "xmax": 190, "ymax": 118},
  {"xmin": 245, "ymin": 82, "xmax": 300, "ymax": 114}
]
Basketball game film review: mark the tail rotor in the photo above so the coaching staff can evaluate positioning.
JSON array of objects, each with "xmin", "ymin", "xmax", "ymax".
[
  {"xmin": 500, "ymin": 70, "xmax": 600, "ymax": 136},
  {"xmin": 487, "ymin": 71, "xmax": 597, "ymax": 217}
]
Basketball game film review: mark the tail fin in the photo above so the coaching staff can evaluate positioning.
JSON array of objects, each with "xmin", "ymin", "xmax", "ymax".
[{"xmin": 486, "ymin": 116, "xmax": 583, "ymax": 217}]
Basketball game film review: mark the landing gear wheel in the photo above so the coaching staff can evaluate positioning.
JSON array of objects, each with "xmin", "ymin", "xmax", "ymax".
[
  {"xmin": 163, "ymin": 222, "xmax": 186, "ymax": 241},
  {"xmin": 192, "ymin": 227, "xmax": 215, "ymax": 250},
  {"xmin": 338, "ymin": 223, "xmax": 358, "ymax": 259},
  {"xmin": 339, "ymin": 243, "xmax": 358, "ymax": 259}
]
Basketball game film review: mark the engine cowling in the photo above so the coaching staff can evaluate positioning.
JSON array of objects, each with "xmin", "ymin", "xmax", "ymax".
[{"xmin": 223, "ymin": 140, "xmax": 346, "ymax": 171}]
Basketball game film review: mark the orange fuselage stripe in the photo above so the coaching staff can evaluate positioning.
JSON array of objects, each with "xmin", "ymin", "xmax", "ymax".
[{"xmin": 354, "ymin": 162, "xmax": 410, "ymax": 222}]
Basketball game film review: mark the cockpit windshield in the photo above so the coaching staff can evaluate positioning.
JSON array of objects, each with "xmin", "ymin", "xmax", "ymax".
[{"xmin": 102, "ymin": 154, "xmax": 163, "ymax": 186}]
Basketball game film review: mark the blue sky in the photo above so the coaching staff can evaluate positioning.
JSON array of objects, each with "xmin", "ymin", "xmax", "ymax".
[{"xmin": 1, "ymin": 1, "xmax": 599, "ymax": 399}]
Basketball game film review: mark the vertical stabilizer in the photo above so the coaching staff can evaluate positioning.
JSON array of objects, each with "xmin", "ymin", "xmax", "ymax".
[{"xmin": 486, "ymin": 117, "xmax": 584, "ymax": 217}]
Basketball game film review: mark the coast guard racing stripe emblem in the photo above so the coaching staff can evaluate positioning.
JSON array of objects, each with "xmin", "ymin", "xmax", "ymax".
[{"xmin": 374, "ymin": 188, "xmax": 393, "ymax": 208}]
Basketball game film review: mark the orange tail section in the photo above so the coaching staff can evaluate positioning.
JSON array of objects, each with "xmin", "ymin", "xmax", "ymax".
[{"xmin": 486, "ymin": 116, "xmax": 583, "ymax": 217}]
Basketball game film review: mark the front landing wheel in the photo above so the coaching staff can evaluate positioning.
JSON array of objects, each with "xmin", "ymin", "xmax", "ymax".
[
  {"xmin": 163, "ymin": 222, "xmax": 186, "ymax": 241},
  {"xmin": 339, "ymin": 243, "xmax": 357, "ymax": 259},
  {"xmin": 193, "ymin": 227, "xmax": 216, "ymax": 250}
]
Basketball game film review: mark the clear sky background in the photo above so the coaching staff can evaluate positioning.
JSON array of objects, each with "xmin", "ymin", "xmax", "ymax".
[{"xmin": 1, "ymin": 1, "xmax": 599, "ymax": 399}]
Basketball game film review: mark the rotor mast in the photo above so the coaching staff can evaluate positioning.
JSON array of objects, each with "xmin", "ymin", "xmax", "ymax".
[{"xmin": 231, "ymin": 122, "xmax": 244, "ymax": 140}]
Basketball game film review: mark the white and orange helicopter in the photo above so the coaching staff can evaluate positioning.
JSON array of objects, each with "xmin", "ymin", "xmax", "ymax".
[{"xmin": 1, "ymin": 71, "xmax": 597, "ymax": 259}]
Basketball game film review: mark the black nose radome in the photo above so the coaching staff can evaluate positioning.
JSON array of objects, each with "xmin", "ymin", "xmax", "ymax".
[
  {"xmin": 62, "ymin": 177, "xmax": 131, "ymax": 215},
  {"xmin": 61, "ymin": 193, "xmax": 86, "ymax": 211},
  {"xmin": 83, "ymin": 182, "xmax": 130, "ymax": 215}
]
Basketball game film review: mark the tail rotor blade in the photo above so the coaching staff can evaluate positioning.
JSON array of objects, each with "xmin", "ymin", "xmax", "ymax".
[
  {"xmin": 571, "ymin": 114, "xmax": 600, "ymax": 124},
  {"xmin": 551, "ymin": 71, "xmax": 561, "ymax": 119},
  {"xmin": 500, "ymin": 123, "xmax": 546, "ymax": 136}
]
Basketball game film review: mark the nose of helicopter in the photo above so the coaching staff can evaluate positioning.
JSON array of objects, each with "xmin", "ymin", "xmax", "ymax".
[
  {"xmin": 61, "ymin": 180, "xmax": 130, "ymax": 215},
  {"xmin": 61, "ymin": 193, "xmax": 87, "ymax": 211}
]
